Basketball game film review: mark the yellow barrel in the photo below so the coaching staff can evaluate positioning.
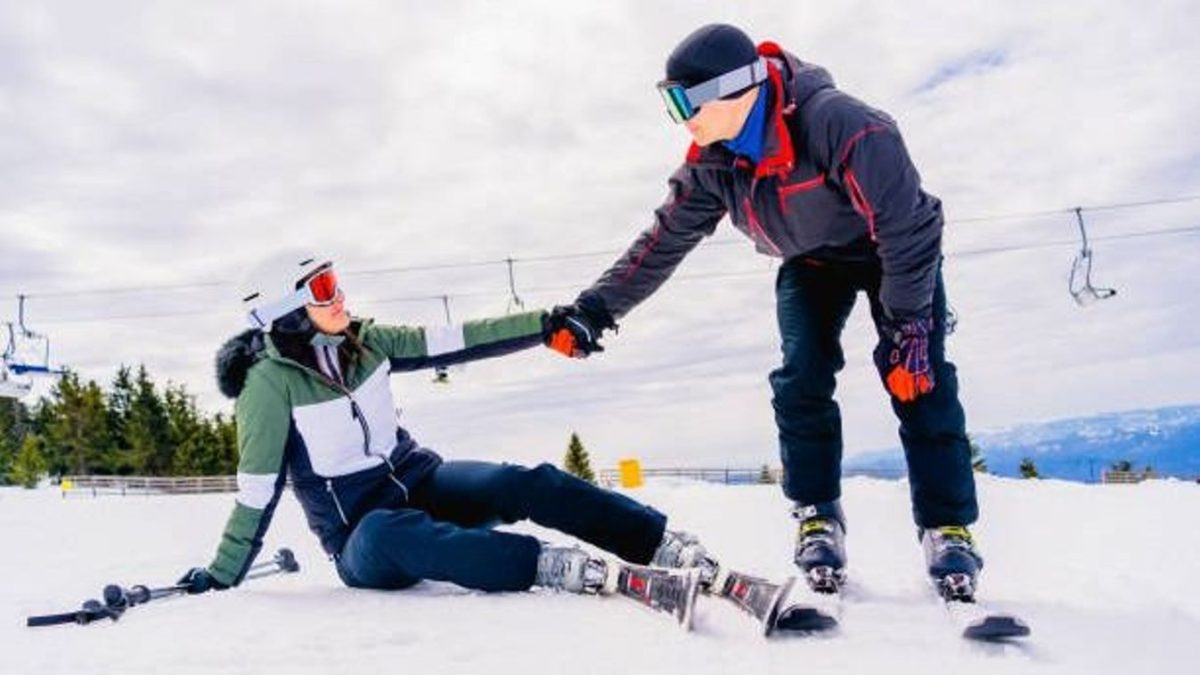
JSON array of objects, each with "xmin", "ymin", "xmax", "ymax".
[{"xmin": 617, "ymin": 458, "xmax": 643, "ymax": 489}]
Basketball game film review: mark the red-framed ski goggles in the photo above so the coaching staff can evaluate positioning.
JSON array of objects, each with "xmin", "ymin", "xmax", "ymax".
[
  {"xmin": 300, "ymin": 265, "xmax": 340, "ymax": 306},
  {"xmin": 656, "ymin": 57, "xmax": 769, "ymax": 124},
  {"xmin": 246, "ymin": 263, "xmax": 341, "ymax": 329}
]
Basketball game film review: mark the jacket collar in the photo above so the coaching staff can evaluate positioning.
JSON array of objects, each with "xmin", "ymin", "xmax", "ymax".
[{"xmin": 263, "ymin": 318, "xmax": 374, "ymax": 390}]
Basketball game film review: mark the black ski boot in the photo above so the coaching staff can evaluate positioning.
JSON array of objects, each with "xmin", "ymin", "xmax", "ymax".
[
  {"xmin": 791, "ymin": 501, "xmax": 847, "ymax": 593},
  {"xmin": 920, "ymin": 526, "xmax": 984, "ymax": 601}
]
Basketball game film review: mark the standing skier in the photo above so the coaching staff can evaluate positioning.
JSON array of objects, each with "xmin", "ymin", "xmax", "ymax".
[
  {"xmin": 178, "ymin": 250, "xmax": 713, "ymax": 604},
  {"xmin": 545, "ymin": 24, "xmax": 983, "ymax": 595}
]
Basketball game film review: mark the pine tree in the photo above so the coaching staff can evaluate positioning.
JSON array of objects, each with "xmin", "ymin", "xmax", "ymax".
[
  {"xmin": 105, "ymin": 366, "xmax": 138, "ymax": 474},
  {"xmin": 43, "ymin": 372, "xmax": 114, "ymax": 475},
  {"xmin": 125, "ymin": 366, "xmax": 171, "ymax": 474},
  {"xmin": 1019, "ymin": 457, "xmax": 1040, "ymax": 479},
  {"xmin": 166, "ymin": 383, "xmax": 205, "ymax": 475},
  {"xmin": 213, "ymin": 412, "xmax": 239, "ymax": 474},
  {"xmin": 968, "ymin": 434, "xmax": 988, "ymax": 473},
  {"xmin": 758, "ymin": 463, "xmax": 775, "ymax": 484},
  {"xmin": 0, "ymin": 397, "xmax": 30, "ymax": 485},
  {"xmin": 12, "ymin": 434, "xmax": 48, "ymax": 488},
  {"xmin": 563, "ymin": 432, "xmax": 596, "ymax": 484}
]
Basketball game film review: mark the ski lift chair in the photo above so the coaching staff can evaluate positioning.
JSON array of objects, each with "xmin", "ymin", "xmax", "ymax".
[
  {"xmin": 1068, "ymin": 207, "xmax": 1117, "ymax": 306},
  {"xmin": 0, "ymin": 366, "xmax": 32, "ymax": 398},
  {"xmin": 3, "ymin": 296, "xmax": 68, "ymax": 384}
]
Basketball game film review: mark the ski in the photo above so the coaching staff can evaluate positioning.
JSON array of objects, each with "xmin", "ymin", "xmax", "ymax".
[
  {"xmin": 707, "ymin": 569, "xmax": 796, "ymax": 636},
  {"xmin": 611, "ymin": 563, "xmax": 701, "ymax": 631},
  {"xmin": 773, "ymin": 599, "xmax": 839, "ymax": 634},
  {"xmin": 700, "ymin": 565, "xmax": 837, "ymax": 636},
  {"xmin": 769, "ymin": 564, "xmax": 844, "ymax": 633},
  {"xmin": 934, "ymin": 573, "xmax": 1030, "ymax": 642}
]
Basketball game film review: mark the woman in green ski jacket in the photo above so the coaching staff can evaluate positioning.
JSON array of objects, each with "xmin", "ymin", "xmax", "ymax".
[{"xmin": 176, "ymin": 250, "xmax": 712, "ymax": 597}]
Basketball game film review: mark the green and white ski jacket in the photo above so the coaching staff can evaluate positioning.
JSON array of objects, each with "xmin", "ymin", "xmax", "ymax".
[{"xmin": 208, "ymin": 311, "xmax": 547, "ymax": 586}]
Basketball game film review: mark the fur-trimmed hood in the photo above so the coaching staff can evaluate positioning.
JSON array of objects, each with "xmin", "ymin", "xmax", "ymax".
[{"xmin": 215, "ymin": 329, "xmax": 266, "ymax": 399}]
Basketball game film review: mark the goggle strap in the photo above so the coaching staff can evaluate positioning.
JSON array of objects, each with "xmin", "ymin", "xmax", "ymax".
[
  {"xmin": 245, "ymin": 287, "xmax": 313, "ymax": 329},
  {"xmin": 684, "ymin": 57, "xmax": 769, "ymax": 108}
]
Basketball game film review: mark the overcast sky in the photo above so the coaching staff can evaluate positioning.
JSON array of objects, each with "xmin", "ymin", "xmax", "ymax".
[{"xmin": 2, "ymin": 0, "xmax": 1198, "ymax": 470}]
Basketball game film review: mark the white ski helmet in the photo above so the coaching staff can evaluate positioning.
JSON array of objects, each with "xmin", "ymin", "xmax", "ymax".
[{"xmin": 239, "ymin": 249, "xmax": 334, "ymax": 329}]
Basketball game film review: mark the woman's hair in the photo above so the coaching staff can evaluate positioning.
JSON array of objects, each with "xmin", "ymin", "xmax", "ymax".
[{"xmin": 270, "ymin": 315, "xmax": 368, "ymax": 378}]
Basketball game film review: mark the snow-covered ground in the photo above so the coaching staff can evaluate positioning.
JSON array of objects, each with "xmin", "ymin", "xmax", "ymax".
[{"xmin": 3, "ymin": 476, "xmax": 1197, "ymax": 675}]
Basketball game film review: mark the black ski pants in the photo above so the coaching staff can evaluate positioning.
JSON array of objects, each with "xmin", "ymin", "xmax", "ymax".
[
  {"xmin": 335, "ymin": 461, "xmax": 666, "ymax": 592},
  {"xmin": 770, "ymin": 256, "xmax": 978, "ymax": 528}
]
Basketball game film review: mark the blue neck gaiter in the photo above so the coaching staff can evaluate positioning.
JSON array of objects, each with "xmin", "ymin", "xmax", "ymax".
[{"xmin": 722, "ymin": 85, "xmax": 768, "ymax": 164}]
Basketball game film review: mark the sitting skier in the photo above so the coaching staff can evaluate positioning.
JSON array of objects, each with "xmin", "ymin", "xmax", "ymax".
[{"xmin": 178, "ymin": 250, "xmax": 720, "ymax": 601}]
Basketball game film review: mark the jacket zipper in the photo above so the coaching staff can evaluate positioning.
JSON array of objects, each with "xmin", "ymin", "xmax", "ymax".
[
  {"xmin": 325, "ymin": 479, "xmax": 350, "ymax": 525},
  {"xmin": 743, "ymin": 179, "xmax": 784, "ymax": 256},
  {"xmin": 269, "ymin": 351, "xmax": 374, "ymax": 456},
  {"xmin": 271, "ymin": 348, "xmax": 405, "ymax": 512},
  {"xmin": 317, "ymin": 346, "xmax": 373, "ymax": 458},
  {"xmin": 843, "ymin": 168, "xmax": 878, "ymax": 241},
  {"xmin": 348, "ymin": 398, "xmax": 371, "ymax": 457}
]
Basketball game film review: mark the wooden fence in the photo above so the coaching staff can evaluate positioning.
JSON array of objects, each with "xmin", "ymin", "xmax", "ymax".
[
  {"xmin": 54, "ymin": 468, "xmax": 1198, "ymax": 497},
  {"xmin": 595, "ymin": 466, "xmax": 906, "ymax": 487},
  {"xmin": 61, "ymin": 475, "xmax": 238, "ymax": 497},
  {"xmin": 59, "ymin": 466, "xmax": 909, "ymax": 497},
  {"xmin": 1101, "ymin": 470, "xmax": 1158, "ymax": 485}
]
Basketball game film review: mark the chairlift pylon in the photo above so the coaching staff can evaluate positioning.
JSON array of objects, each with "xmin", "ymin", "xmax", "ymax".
[
  {"xmin": 1068, "ymin": 207, "xmax": 1117, "ymax": 306},
  {"xmin": 504, "ymin": 257, "xmax": 525, "ymax": 314},
  {"xmin": 432, "ymin": 295, "xmax": 453, "ymax": 385}
]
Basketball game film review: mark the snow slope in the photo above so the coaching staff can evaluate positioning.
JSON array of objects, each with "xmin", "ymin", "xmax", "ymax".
[{"xmin": 3, "ymin": 476, "xmax": 1198, "ymax": 675}]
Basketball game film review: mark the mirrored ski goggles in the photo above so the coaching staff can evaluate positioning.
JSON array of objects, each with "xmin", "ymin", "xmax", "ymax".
[
  {"xmin": 656, "ymin": 57, "xmax": 769, "ymax": 124},
  {"xmin": 246, "ymin": 264, "xmax": 341, "ymax": 329}
]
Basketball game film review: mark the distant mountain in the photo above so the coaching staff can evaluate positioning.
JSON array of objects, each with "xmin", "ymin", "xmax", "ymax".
[{"xmin": 845, "ymin": 405, "xmax": 1200, "ymax": 483}]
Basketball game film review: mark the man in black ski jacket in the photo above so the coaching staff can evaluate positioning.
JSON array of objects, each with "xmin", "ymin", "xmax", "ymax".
[{"xmin": 545, "ymin": 24, "xmax": 984, "ymax": 594}]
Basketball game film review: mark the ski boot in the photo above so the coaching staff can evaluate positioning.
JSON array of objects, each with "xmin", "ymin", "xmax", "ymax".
[
  {"xmin": 535, "ymin": 545, "xmax": 612, "ymax": 594},
  {"xmin": 651, "ymin": 530, "xmax": 726, "ymax": 594},
  {"xmin": 792, "ymin": 501, "xmax": 847, "ymax": 594},
  {"xmin": 920, "ymin": 525, "xmax": 984, "ymax": 602}
]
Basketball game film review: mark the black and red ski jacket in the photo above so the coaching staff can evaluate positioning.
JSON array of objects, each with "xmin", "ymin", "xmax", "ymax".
[{"xmin": 580, "ymin": 42, "xmax": 945, "ymax": 321}]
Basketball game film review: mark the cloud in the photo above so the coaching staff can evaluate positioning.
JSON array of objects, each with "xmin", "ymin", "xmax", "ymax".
[
  {"xmin": 1, "ymin": 0, "xmax": 1198, "ymax": 469},
  {"xmin": 913, "ymin": 48, "xmax": 1010, "ymax": 94}
]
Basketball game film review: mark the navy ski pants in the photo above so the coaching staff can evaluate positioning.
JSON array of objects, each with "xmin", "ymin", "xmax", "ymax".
[
  {"xmin": 334, "ymin": 461, "xmax": 667, "ymax": 592},
  {"xmin": 770, "ymin": 257, "xmax": 978, "ymax": 528}
]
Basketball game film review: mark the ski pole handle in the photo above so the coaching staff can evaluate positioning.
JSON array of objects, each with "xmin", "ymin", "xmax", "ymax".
[
  {"xmin": 244, "ymin": 547, "xmax": 301, "ymax": 580},
  {"xmin": 26, "ymin": 598, "xmax": 121, "ymax": 627}
]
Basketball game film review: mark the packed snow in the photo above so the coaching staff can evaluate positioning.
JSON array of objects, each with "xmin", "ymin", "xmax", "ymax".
[{"xmin": 3, "ymin": 475, "xmax": 1198, "ymax": 675}]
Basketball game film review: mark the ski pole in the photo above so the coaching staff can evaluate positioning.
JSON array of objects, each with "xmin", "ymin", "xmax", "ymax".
[
  {"xmin": 26, "ymin": 547, "xmax": 300, "ymax": 628},
  {"xmin": 102, "ymin": 547, "xmax": 302, "ymax": 609},
  {"xmin": 25, "ymin": 599, "xmax": 120, "ymax": 628}
]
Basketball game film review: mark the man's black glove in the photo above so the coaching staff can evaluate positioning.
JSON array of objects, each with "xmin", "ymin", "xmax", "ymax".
[
  {"xmin": 177, "ymin": 567, "xmax": 229, "ymax": 594},
  {"xmin": 543, "ymin": 296, "xmax": 617, "ymax": 359}
]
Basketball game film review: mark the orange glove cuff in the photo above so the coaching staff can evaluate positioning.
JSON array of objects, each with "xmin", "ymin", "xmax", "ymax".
[
  {"xmin": 548, "ymin": 329, "xmax": 577, "ymax": 357},
  {"xmin": 886, "ymin": 367, "xmax": 933, "ymax": 403}
]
